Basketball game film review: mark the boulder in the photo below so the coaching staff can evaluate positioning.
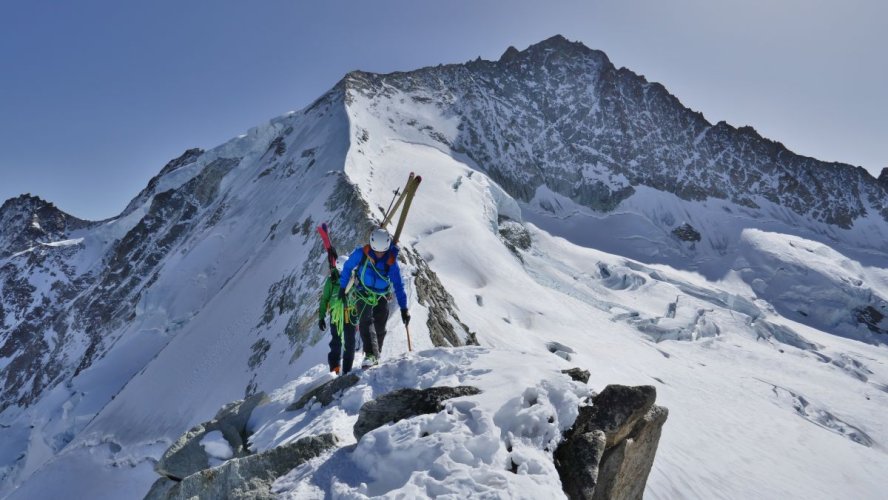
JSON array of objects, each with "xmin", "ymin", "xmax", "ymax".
[
  {"xmin": 354, "ymin": 386, "xmax": 482, "ymax": 440},
  {"xmin": 555, "ymin": 385, "xmax": 667, "ymax": 500},
  {"xmin": 155, "ymin": 392, "xmax": 268, "ymax": 480},
  {"xmin": 286, "ymin": 373, "xmax": 361, "ymax": 411},
  {"xmin": 146, "ymin": 434, "xmax": 337, "ymax": 500}
]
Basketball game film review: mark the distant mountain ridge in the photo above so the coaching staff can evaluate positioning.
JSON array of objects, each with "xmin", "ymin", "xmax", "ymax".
[{"xmin": 343, "ymin": 34, "xmax": 887, "ymax": 229}]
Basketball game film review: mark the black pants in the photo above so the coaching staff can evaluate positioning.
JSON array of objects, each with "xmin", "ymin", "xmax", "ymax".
[
  {"xmin": 327, "ymin": 320, "xmax": 356, "ymax": 373},
  {"xmin": 343, "ymin": 296, "xmax": 389, "ymax": 359}
]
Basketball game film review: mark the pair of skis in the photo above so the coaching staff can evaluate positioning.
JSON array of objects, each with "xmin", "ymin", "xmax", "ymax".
[{"xmin": 380, "ymin": 172, "xmax": 422, "ymax": 245}]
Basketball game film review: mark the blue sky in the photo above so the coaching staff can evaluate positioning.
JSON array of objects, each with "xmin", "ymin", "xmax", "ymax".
[{"xmin": 2, "ymin": 0, "xmax": 886, "ymax": 220}]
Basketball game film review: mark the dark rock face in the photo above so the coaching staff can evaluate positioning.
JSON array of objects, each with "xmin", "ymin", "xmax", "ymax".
[
  {"xmin": 856, "ymin": 306, "xmax": 887, "ymax": 335},
  {"xmin": 353, "ymin": 386, "xmax": 482, "ymax": 440},
  {"xmin": 286, "ymin": 373, "xmax": 361, "ymax": 411},
  {"xmin": 555, "ymin": 384, "xmax": 668, "ymax": 500},
  {"xmin": 146, "ymin": 434, "xmax": 338, "ymax": 500},
  {"xmin": 672, "ymin": 223, "xmax": 701, "ymax": 242},
  {"xmin": 156, "ymin": 392, "xmax": 268, "ymax": 481},
  {"xmin": 344, "ymin": 36, "xmax": 888, "ymax": 228}
]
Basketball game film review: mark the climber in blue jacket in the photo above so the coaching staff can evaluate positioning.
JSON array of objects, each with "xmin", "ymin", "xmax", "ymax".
[{"xmin": 339, "ymin": 228, "xmax": 409, "ymax": 367}]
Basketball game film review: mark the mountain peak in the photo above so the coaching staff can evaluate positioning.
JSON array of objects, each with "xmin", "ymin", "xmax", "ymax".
[
  {"xmin": 498, "ymin": 45, "xmax": 520, "ymax": 63},
  {"xmin": 1, "ymin": 193, "xmax": 57, "ymax": 219},
  {"xmin": 532, "ymin": 34, "xmax": 575, "ymax": 49},
  {"xmin": 0, "ymin": 194, "xmax": 88, "ymax": 258}
]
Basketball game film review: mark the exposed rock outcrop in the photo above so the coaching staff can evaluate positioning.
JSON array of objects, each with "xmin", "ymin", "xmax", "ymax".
[
  {"xmin": 672, "ymin": 223, "xmax": 701, "ymax": 243},
  {"xmin": 562, "ymin": 367, "xmax": 591, "ymax": 384},
  {"xmin": 555, "ymin": 384, "xmax": 668, "ymax": 500},
  {"xmin": 353, "ymin": 386, "xmax": 482, "ymax": 440},
  {"xmin": 146, "ymin": 434, "xmax": 337, "ymax": 500},
  {"xmin": 155, "ymin": 392, "xmax": 267, "ymax": 480}
]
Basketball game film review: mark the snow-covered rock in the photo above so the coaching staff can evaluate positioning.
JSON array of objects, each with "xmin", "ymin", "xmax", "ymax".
[
  {"xmin": 144, "ymin": 347, "xmax": 666, "ymax": 499},
  {"xmin": 155, "ymin": 392, "xmax": 267, "ymax": 480},
  {"xmin": 352, "ymin": 385, "xmax": 482, "ymax": 440}
]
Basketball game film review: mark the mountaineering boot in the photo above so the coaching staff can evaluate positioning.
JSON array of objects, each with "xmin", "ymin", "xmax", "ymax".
[{"xmin": 361, "ymin": 354, "xmax": 376, "ymax": 369}]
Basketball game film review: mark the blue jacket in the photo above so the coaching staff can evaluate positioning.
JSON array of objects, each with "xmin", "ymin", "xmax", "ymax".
[{"xmin": 340, "ymin": 244, "xmax": 408, "ymax": 309}]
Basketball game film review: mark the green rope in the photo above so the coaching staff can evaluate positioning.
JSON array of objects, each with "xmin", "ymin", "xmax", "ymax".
[
  {"xmin": 328, "ymin": 296, "xmax": 345, "ymax": 343},
  {"xmin": 330, "ymin": 255, "xmax": 392, "ymax": 338}
]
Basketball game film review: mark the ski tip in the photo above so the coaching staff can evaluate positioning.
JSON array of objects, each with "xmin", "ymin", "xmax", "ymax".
[{"xmin": 414, "ymin": 176, "xmax": 423, "ymax": 184}]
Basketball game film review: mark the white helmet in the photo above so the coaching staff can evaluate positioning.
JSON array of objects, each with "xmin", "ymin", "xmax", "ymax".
[
  {"xmin": 369, "ymin": 228, "xmax": 392, "ymax": 252},
  {"xmin": 335, "ymin": 255, "xmax": 348, "ymax": 272}
]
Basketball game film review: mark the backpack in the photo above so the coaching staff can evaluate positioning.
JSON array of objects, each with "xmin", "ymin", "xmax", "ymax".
[{"xmin": 359, "ymin": 244, "xmax": 396, "ymax": 274}]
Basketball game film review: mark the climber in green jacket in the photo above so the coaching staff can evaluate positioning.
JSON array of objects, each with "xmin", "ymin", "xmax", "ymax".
[{"xmin": 319, "ymin": 257, "xmax": 355, "ymax": 374}]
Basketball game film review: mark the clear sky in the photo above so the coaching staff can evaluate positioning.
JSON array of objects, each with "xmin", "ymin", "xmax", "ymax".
[{"xmin": 2, "ymin": 0, "xmax": 886, "ymax": 220}]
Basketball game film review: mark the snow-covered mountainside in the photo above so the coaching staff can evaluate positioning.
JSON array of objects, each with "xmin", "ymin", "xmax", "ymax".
[{"xmin": 2, "ymin": 35, "xmax": 888, "ymax": 498}]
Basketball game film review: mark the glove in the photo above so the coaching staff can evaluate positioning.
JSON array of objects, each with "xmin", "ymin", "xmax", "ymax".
[
  {"xmin": 338, "ymin": 288, "xmax": 347, "ymax": 302},
  {"xmin": 401, "ymin": 308, "xmax": 410, "ymax": 326},
  {"xmin": 319, "ymin": 318, "xmax": 326, "ymax": 331}
]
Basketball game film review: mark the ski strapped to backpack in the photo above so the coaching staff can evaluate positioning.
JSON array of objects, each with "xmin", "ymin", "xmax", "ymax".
[
  {"xmin": 316, "ymin": 223, "xmax": 338, "ymax": 271},
  {"xmin": 392, "ymin": 174, "xmax": 421, "ymax": 244}
]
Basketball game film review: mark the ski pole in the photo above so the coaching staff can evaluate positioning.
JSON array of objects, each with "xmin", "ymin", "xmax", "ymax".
[
  {"xmin": 405, "ymin": 322, "xmax": 413, "ymax": 352},
  {"xmin": 382, "ymin": 187, "xmax": 401, "ymax": 223},
  {"xmin": 380, "ymin": 172, "xmax": 415, "ymax": 229}
]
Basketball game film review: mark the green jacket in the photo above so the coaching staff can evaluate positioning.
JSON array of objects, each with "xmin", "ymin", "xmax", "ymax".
[{"xmin": 318, "ymin": 275, "xmax": 342, "ymax": 322}]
